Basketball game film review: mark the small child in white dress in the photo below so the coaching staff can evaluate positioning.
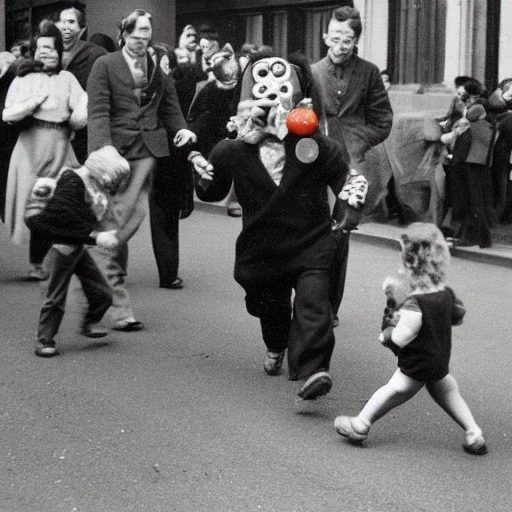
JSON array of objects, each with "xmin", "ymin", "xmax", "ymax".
[{"xmin": 334, "ymin": 223, "xmax": 487, "ymax": 455}]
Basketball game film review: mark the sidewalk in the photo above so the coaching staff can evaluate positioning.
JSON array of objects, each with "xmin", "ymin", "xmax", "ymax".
[
  {"xmin": 195, "ymin": 201, "xmax": 512, "ymax": 268},
  {"xmin": 353, "ymin": 221, "xmax": 512, "ymax": 268}
]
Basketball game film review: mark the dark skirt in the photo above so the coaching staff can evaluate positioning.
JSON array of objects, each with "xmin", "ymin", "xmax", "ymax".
[{"xmin": 450, "ymin": 163, "xmax": 497, "ymax": 247}]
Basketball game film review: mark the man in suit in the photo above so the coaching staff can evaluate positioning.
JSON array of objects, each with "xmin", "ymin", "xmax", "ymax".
[
  {"xmin": 311, "ymin": 6, "xmax": 393, "ymax": 327},
  {"xmin": 87, "ymin": 9, "xmax": 197, "ymax": 331},
  {"xmin": 56, "ymin": 2, "xmax": 107, "ymax": 163}
]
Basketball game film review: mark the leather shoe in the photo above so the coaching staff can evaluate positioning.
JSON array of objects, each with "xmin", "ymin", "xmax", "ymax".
[
  {"xmin": 113, "ymin": 320, "xmax": 144, "ymax": 332},
  {"xmin": 298, "ymin": 371, "xmax": 332, "ymax": 400},
  {"xmin": 81, "ymin": 324, "xmax": 108, "ymax": 338},
  {"xmin": 160, "ymin": 277, "xmax": 184, "ymax": 289}
]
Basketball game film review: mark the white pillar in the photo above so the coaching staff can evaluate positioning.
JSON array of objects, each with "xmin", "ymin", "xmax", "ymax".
[
  {"xmin": 353, "ymin": 0, "xmax": 388, "ymax": 70},
  {"xmin": 499, "ymin": 0, "xmax": 512, "ymax": 82},
  {"xmin": 444, "ymin": 0, "xmax": 474, "ymax": 87}
]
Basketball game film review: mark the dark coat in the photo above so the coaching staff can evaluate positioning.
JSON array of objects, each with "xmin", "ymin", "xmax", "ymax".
[
  {"xmin": 311, "ymin": 54, "xmax": 393, "ymax": 165},
  {"xmin": 187, "ymin": 81, "xmax": 238, "ymax": 158},
  {"xmin": 197, "ymin": 133, "xmax": 349, "ymax": 286},
  {"xmin": 64, "ymin": 40, "xmax": 107, "ymax": 163},
  {"xmin": 0, "ymin": 65, "xmax": 21, "ymax": 222},
  {"xmin": 65, "ymin": 40, "xmax": 107, "ymax": 90},
  {"xmin": 87, "ymin": 51, "xmax": 187, "ymax": 158}
]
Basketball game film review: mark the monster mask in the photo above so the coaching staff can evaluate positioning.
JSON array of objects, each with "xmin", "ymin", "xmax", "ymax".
[
  {"xmin": 208, "ymin": 44, "xmax": 240, "ymax": 90},
  {"xmin": 235, "ymin": 56, "xmax": 303, "ymax": 141}
]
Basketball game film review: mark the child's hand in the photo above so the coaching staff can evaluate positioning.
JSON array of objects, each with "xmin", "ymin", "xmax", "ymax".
[
  {"xmin": 379, "ymin": 327, "xmax": 400, "ymax": 355},
  {"xmin": 96, "ymin": 230, "xmax": 118, "ymax": 250}
]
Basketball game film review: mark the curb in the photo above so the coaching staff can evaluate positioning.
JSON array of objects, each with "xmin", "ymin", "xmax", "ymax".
[
  {"xmin": 351, "ymin": 229, "xmax": 512, "ymax": 269},
  {"xmin": 194, "ymin": 200, "xmax": 512, "ymax": 268}
]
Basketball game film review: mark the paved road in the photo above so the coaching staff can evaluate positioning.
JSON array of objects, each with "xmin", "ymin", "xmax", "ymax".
[{"xmin": 1, "ymin": 207, "xmax": 510, "ymax": 512}]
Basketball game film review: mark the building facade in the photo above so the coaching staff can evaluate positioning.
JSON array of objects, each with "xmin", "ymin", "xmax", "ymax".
[{"xmin": 1, "ymin": 1, "xmax": 511, "ymax": 102}]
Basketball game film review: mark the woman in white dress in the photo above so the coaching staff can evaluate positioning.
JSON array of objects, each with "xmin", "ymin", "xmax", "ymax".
[{"xmin": 2, "ymin": 20, "xmax": 87, "ymax": 280}]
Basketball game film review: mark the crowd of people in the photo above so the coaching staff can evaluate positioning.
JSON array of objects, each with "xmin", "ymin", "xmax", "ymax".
[
  {"xmin": 0, "ymin": 5, "xmax": 490, "ymax": 454},
  {"xmin": 434, "ymin": 75, "xmax": 512, "ymax": 248}
]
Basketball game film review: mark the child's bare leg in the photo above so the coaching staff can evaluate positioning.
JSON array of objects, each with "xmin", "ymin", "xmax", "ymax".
[
  {"xmin": 335, "ymin": 369, "xmax": 423, "ymax": 441},
  {"xmin": 426, "ymin": 374, "xmax": 487, "ymax": 454},
  {"xmin": 426, "ymin": 374, "xmax": 479, "ymax": 430},
  {"xmin": 359, "ymin": 368, "xmax": 424, "ymax": 423}
]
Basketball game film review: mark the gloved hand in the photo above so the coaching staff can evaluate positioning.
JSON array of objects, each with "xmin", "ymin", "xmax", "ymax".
[
  {"xmin": 96, "ymin": 230, "xmax": 119, "ymax": 250},
  {"xmin": 332, "ymin": 170, "xmax": 368, "ymax": 233}
]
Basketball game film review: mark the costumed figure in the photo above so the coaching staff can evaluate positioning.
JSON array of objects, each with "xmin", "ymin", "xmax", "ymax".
[
  {"xmin": 190, "ymin": 53, "xmax": 365, "ymax": 400},
  {"xmin": 187, "ymin": 43, "xmax": 242, "ymax": 217},
  {"xmin": 172, "ymin": 25, "xmax": 207, "ymax": 116},
  {"xmin": 334, "ymin": 223, "xmax": 488, "ymax": 455}
]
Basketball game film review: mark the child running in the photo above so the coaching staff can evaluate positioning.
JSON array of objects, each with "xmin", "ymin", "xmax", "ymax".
[
  {"xmin": 334, "ymin": 223, "xmax": 488, "ymax": 455},
  {"xmin": 25, "ymin": 146, "xmax": 130, "ymax": 357}
]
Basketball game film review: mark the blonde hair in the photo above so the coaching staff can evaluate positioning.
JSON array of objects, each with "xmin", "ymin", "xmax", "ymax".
[{"xmin": 400, "ymin": 223, "xmax": 450, "ymax": 290}]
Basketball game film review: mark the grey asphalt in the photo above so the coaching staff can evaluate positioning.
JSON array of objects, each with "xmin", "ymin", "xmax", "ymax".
[{"xmin": 1, "ymin": 207, "xmax": 511, "ymax": 512}]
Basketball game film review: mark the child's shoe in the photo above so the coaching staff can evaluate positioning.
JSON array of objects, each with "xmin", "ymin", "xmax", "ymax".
[
  {"xmin": 463, "ymin": 429, "xmax": 488, "ymax": 455},
  {"xmin": 334, "ymin": 415, "xmax": 370, "ymax": 443},
  {"xmin": 34, "ymin": 339, "xmax": 58, "ymax": 358},
  {"xmin": 263, "ymin": 350, "xmax": 286, "ymax": 375}
]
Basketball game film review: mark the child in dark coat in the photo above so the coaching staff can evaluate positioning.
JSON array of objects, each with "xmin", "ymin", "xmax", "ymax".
[
  {"xmin": 334, "ymin": 223, "xmax": 487, "ymax": 455},
  {"xmin": 25, "ymin": 145, "xmax": 130, "ymax": 357}
]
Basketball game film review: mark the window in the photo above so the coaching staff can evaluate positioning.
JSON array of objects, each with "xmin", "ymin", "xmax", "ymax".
[{"xmin": 304, "ymin": 7, "xmax": 332, "ymax": 63}]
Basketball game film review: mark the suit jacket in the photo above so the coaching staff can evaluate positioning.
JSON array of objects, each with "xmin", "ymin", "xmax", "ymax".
[
  {"xmin": 311, "ymin": 55, "xmax": 393, "ymax": 166},
  {"xmin": 87, "ymin": 51, "xmax": 187, "ymax": 159}
]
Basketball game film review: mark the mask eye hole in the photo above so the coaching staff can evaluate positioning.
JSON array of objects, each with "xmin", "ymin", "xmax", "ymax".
[
  {"xmin": 280, "ymin": 84, "xmax": 289, "ymax": 94},
  {"xmin": 271, "ymin": 62, "xmax": 286, "ymax": 77},
  {"xmin": 257, "ymin": 68, "xmax": 268, "ymax": 78}
]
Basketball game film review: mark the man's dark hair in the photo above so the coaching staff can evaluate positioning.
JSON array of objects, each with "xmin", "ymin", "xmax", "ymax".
[
  {"xmin": 59, "ymin": 2, "xmax": 87, "ymax": 28},
  {"xmin": 198, "ymin": 23, "xmax": 219, "ymax": 42},
  {"xmin": 331, "ymin": 6, "xmax": 362, "ymax": 39},
  {"xmin": 118, "ymin": 9, "xmax": 152, "ymax": 47},
  {"xmin": 454, "ymin": 75, "xmax": 473, "ymax": 88},
  {"xmin": 463, "ymin": 78, "xmax": 483, "ymax": 97}
]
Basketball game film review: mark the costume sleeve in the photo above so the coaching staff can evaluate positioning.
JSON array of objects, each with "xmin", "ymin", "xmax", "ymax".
[
  {"xmin": 390, "ymin": 297, "xmax": 422, "ymax": 347},
  {"xmin": 87, "ymin": 57, "xmax": 113, "ymax": 152},
  {"xmin": 195, "ymin": 139, "xmax": 233, "ymax": 202},
  {"xmin": 66, "ymin": 71, "xmax": 88, "ymax": 130},
  {"xmin": 2, "ymin": 76, "xmax": 40, "ymax": 123},
  {"xmin": 158, "ymin": 74, "xmax": 188, "ymax": 137}
]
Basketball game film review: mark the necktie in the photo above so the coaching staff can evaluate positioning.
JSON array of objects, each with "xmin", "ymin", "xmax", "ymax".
[{"xmin": 133, "ymin": 57, "xmax": 148, "ymax": 88}]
